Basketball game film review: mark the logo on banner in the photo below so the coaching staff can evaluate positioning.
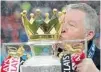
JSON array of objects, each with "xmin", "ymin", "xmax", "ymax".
[{"xmin": 61, "ymin": 54, "xmax": 73, "ymax": 72}]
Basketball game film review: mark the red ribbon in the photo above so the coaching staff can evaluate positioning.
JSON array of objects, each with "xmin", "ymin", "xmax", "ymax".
[
  {"xmin": 71, "ymin": 51, "xmax": 86, "ymax": 65},
  {"xmin": 1, "ymin": 56, "xmax": 11, "ymax": 72},
  {"xmin": 1, "ymin": 56, "xmax": 20, "ymax": 72}
]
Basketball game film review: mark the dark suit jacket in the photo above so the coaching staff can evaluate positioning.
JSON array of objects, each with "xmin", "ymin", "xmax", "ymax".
[{"xmin": 88, "ymin": 40, "xmax": 100, "ymax": 70}]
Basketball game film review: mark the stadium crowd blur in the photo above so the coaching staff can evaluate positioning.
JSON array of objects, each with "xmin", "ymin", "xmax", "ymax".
[{"xmin": 1, "ymin": 1, "xmax": 100, "ymax": 65}]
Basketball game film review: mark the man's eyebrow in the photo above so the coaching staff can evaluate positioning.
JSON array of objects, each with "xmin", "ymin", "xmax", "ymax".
[
  {"xmin": 64, "ymin": 15, "xmax": 76, "ymax": 24},
  {"xmin": 66, "ymin": 20, "xmax": 77, "ymax": 25}
]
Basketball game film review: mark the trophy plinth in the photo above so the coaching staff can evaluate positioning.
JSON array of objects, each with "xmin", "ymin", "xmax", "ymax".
[
  {"xmin": 19, "ymin": 39, "xmax": 87, "ymax": 72},
  {"xmin": 21, "ymin": 56, "xmax": 61, "ymax": 72}
]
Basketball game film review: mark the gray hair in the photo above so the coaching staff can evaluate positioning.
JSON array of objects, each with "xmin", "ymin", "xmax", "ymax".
[{"xmin": 64, "ymin": 3, "xmax": 99, "ymax": 34}]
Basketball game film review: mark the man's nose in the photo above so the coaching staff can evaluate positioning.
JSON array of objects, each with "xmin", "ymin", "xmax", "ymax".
[{"xmin": 61, "ymin": 25, "xmax": 67, "ymax": 33}]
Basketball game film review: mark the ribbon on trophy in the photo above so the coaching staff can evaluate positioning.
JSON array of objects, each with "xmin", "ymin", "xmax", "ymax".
[
  {"xmin": 1, "ymin": 45, "xmax": 27, "ymax": 72},
  {"xmin": 1, "ymin": 56, "xmax": 20, "ymax": 72},
  {"xmin": 61, "ymin": 51, "xmax": 86, "ymax": 72}
]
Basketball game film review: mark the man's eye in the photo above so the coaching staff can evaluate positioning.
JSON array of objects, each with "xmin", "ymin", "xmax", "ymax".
[
  {"xmin": 69, "ymin": 23, "xmax": 74, "ymax": 26},
  {"xmin": 68, "ymin": 21, "xmax": 76, "ymax": 27}
]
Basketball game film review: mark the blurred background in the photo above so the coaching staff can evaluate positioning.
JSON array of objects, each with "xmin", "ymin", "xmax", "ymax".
[{"xmin": 1, "ymin": 1, "xmax": 100, "ymax": 65}]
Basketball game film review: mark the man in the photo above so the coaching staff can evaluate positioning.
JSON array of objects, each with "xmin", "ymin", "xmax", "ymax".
[{"xmin": 60, "ymin": 3, "xmax": 100, "ymax": 72}]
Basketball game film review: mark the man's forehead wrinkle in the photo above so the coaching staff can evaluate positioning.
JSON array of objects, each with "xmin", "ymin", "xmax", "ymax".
[
  {"xmin": 64, "ymin": 15, "xmax": 79, "ymax": 24},
  {"xmin": 65, "ymin": 9, "xmax": 86, "ymax": 22}
]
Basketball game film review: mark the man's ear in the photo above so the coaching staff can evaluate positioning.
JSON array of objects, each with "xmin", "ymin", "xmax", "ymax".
[{"xmin": 86, "ymin": 30, "xmax": 95, "ymax": 41}]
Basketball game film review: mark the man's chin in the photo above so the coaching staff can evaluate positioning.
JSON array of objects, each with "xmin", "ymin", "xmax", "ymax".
[
  {"xmin": 59, "ymin": 37, "xmax": 84, "ymax": 41},
  {"xmin": 59, "ymin": 37, "xmax": 71, "ymax": 41},
  {"xmin": 59, "ymin": 37, "xmax": 64, "ymax": 41}
]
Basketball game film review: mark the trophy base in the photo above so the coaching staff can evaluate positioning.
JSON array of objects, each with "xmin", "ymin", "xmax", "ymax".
[
  {"xmin": 21, "ymin": 65, "xmax": 61, "ymax": 72},
  {"xmin": 20, "ymin": 56, "xmax": 61, "ymax": 72},
  {"xmin": 29, "ymin": 34, "xmax": 59, "ymax": 41}
]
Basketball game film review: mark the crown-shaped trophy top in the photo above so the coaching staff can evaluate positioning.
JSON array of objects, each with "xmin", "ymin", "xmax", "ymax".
[{"xmin": 21, "ymin": 8, "xmax": 65, "ymax": 41}]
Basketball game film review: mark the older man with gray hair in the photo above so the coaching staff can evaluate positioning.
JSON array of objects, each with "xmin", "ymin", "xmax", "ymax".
[{"xmin": 60, "ymin": 3, "xmax": 100, "ymax": 72}]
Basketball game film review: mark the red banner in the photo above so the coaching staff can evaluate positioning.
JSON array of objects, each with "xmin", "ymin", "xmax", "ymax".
[{"xmin": 1, "ymin": 56, "xmax": 20, "ymax": 72}]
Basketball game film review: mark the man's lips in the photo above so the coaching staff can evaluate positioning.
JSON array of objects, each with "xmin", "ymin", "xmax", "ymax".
[{"xmin": 60, "ymin": 30, "xmax": 66, "ymax": 40}]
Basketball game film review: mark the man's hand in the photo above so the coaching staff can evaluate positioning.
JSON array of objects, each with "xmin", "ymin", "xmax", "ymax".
[{"xmin": 76, "ymin": 58, "xmax": 99, "ymax": 72}]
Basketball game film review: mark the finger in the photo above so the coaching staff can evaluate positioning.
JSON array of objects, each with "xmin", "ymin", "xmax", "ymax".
[
  {"xmin": 76, "ymin": 62, "xmax": 83, "ymax": 68},
  {"xmin": 76, "ymin": 67, "xmax": 84, "ymax": 72},
  {"xmin": 76, "ymin": 58, "xmax": 87, "ymax": 68}
]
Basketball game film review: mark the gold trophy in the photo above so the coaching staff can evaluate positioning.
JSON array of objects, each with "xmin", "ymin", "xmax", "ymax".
[
  {"xmin": 21, "ymin": 8, "xmax": 64, "ymax": 41},
  {"xmin": 20, "ymin": 8, "xmax": 87, "ymax": 72}
]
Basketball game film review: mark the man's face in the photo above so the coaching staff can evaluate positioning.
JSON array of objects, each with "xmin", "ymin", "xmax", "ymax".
[{"xmin": 60, "ymin": 9, "xmax": 86, "ymax": 40}]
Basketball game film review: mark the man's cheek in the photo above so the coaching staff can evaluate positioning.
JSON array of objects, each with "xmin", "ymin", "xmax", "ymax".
[{"xmin": 62, "ymin": 34, "xmax": 69, "ymax": 38}]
